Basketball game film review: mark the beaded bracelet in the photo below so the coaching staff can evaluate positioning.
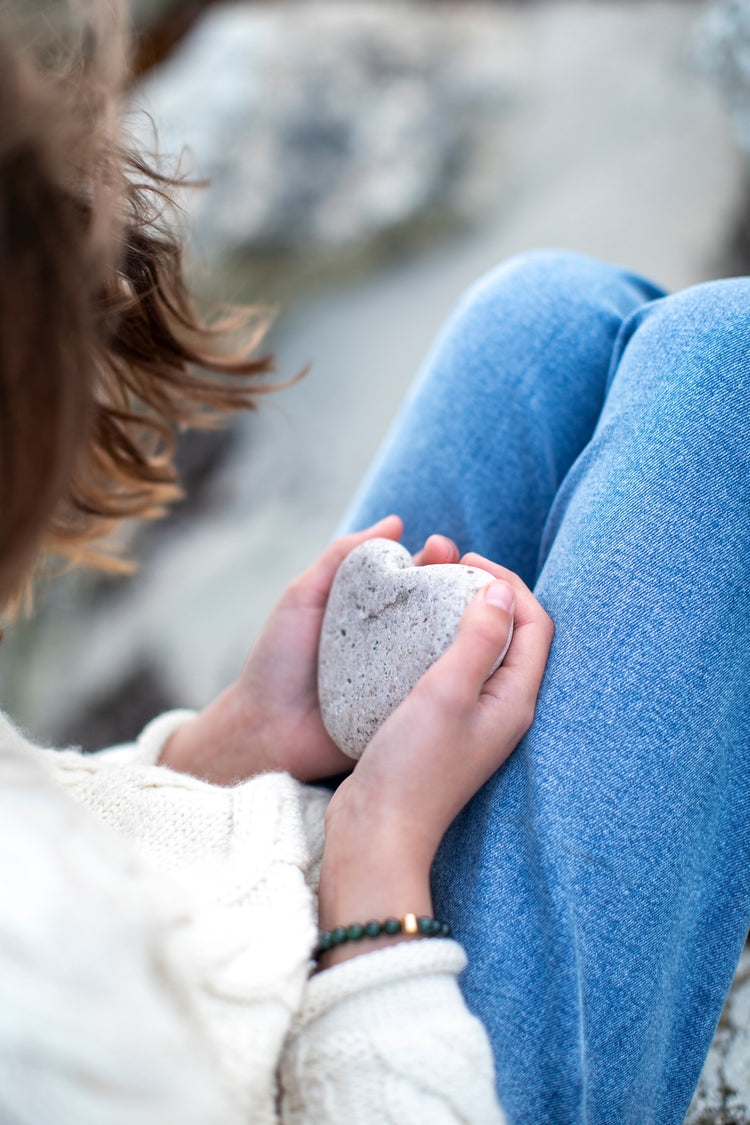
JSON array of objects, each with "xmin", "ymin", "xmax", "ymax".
[{"xmin": 315, "ymin": 913, "xmax": 452, "ymax": 959}]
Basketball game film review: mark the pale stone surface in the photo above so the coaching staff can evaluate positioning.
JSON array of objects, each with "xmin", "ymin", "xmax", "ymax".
[
  {"xmin": 131, "ymin": 1, "xmax": 509, "ymax": 262},
  {"xmin": 318, "ymin": 538, "xmax": 508, "ymax": 759}
]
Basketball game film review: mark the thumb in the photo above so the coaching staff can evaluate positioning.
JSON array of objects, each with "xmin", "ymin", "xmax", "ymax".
[
  {"xmin": 425, "ymin": 581, "xmax": 515, "ymax": 702},
  {"xmin": 282, "ymin": 515, "xmax": 403, "ymax": 610}
]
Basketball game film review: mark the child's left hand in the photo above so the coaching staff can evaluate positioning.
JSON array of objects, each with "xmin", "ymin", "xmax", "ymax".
[{"xmin": 159, "ymin": 516, "xmax": 462, "ymax": 784}]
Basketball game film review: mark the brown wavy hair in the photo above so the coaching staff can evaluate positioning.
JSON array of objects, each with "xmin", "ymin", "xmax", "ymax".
[{"xmin": 0, "ymin": 0, "xmax": 277, "ymax": 612}]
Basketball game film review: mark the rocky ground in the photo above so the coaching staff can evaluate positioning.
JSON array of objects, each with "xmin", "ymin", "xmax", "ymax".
[
  {"xmin": 687, "ymin": 946, "xmax": 750, "ymax": 1124},
  {"xmin": 2, "ymin": 2, "xmax": 748, "ymax": 1119}
]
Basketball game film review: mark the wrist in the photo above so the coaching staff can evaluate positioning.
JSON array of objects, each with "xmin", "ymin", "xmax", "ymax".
[
  {"xmin": 316, "ymin": 891, "xmax": 434, "ymax": 971},
  {"xmin": 315, "ymin": 911, "xmax": 447, "ymax": 971},
  {"xmin": 318, "ymin": 846, "xmax": 432, "ymax": 925},
  {"xmin": 317, "ymin": 797, "xmax": 434, "ymax": 969},
  {"xmin": 324, "ymin": 774, "xmax": 440, "ymax": 872},
  {"xmin": 159, "ymin": 682, "xmax": 275, "ymax": 784}
]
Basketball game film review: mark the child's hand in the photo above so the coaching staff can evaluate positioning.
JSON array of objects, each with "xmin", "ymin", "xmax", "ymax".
[
  {"xmin": 317, "ymin": 562, "xmax": 553, "ymax": 965},
  {"xmin": 331, "ymin": 558, "xmax": 552, "ymax": 858},
  {"xmin": 159, "ymin": 517, "xmax": 463, "ymax": 784}
]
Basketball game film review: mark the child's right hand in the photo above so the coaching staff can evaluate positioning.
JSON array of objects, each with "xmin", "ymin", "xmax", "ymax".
[{"xmin": 317, "ymin": 560, "xmax": 553, "ymax": 966}]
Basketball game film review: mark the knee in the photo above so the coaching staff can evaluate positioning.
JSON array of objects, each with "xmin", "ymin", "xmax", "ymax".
[
  {"xmin": 453, "ymin": 249, "xmax": 662, "ymax": 332},
  {"xmin": 619, "ymin": 277, "xmax": 750, "ymax": 404},
  {"xmin": 458, "ymin": 249, "xmax": 604, "ymax": 312},
  {"xmin": 470, "ymin": 248, "xmax": 613, "ymax": 294},
  {"xmin": 636, "ymin": 275, "xmax": 750, "ymax": 336}
]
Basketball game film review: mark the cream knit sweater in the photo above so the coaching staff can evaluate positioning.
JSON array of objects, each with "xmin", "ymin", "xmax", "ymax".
[{"xmin": 0, "ymin": 707, "xmax": 506, "ymax": 1125}]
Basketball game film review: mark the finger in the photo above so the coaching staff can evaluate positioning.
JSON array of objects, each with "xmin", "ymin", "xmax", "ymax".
[
  {"xmin": 420, "ymin": 580, "xmax": 515, "ymax": 707},
  {"xmin": 413, "ymin": 534, "xmax": 460, "ymax": 567},
  {"xmin": 460, "ymin": 553, "xmax": 553, "ymax": 644},
  {"xmin": 459, "ymin": 552, "xmax": 530, "ymax": 594},
  {"xmin": 285, "ymin": 515, "xmax": 403, "ymax": 609},
  {"xmin": 460, "ymin": 550, "xmax": 552, "ymax": 635},
  {"xmin": 479, "ymin": 579, "xmax": 554, "ymax": 735}
]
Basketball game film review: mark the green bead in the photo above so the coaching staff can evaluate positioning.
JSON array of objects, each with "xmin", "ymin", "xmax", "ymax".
[
  {"xmin": 330, "ymin": 926, "xmax": 348, "ymax": 945},
  {"xmin": 383, "ymin": 917, "xmax": 401, "ymax": 935},
  {"xmin": 417, "ymin": 916, "xmax": 434, "ymax": 935},
  {"xmin": 364, "ymin": 921, "xmax": 381, "ymax": 939},
  {"xmin": 430, "ymin": 919, "xmax": 443, "ymax": 936},
  {"xmin": 317, "ymin": 931, "xmax": 333, "ymax": 952},
  {"xmin": 441, "ymin": 922, "xmax": 452, "ymax": 938},
  {"xmin": 346, "ymin": 923, "xmax": 364, "ymax": 941}
]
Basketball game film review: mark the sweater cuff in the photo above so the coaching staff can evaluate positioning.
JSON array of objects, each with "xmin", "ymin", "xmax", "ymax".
[
  {"xmin": 283, "ymin": 938, "xmax": 505, "ymax": 1124},
  {"xmin": 298, "ymin": 938, "xmax": 467, "ymax": 1028},
  {"xmin": 131, "ymin": 710, "xmax": 198, "ymax": 767}
]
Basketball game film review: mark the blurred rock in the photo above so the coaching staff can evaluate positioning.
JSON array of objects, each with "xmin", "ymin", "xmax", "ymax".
[
  {"xmin": 694, "ymin": 0, "xmax": 750, "ymax": 270},
  {"xmin": 56, "ymin": 661, "xmax": 177, "ymax": 752},
  {"xmin": 696, "ymin": 0, "xmax": 750, "ymax": 155},
  {"xmin": 142, "ymin": 426, "xmax": 240, "ymax": 547},
  {"xmin": 686, "ymin": 944, "xmax": 750, "ymax": 1124},
  {"xmin": 132, "ymin": 1, "xmax": 508, "ymax": 264}
]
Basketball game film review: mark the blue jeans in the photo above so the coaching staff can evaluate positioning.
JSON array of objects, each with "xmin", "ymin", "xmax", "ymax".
[{"xmin": 337, "ymin": 251, "xmax": 750, "ymax": 1125}]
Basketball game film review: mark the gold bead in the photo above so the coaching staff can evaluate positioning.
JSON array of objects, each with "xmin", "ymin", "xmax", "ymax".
[{"xmin": 402, "ymin": 913, "xmax": 418, "ymax": 935}]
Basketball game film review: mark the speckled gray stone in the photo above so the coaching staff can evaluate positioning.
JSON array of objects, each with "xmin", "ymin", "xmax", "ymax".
[{"xmin": 318, "ymin": 537, "xmax": 511, "ymax": 759}]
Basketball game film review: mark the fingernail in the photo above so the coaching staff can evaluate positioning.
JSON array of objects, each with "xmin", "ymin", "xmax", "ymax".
[{"xmin": 485, "ymin": 581, "xmax": 514, "ymax": 612}]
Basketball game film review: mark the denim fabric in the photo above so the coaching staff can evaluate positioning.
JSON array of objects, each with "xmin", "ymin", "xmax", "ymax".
[{"xmin": 337, "ymin": 250, "xmax": 750, "ymax": 1125}]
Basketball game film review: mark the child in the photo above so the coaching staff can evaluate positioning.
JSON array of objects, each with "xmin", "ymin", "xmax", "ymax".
[
  {"xmin": 3, "ymin": 2, "xmax": 748, "ymax": 1124},
  {"xmin": 0, "ymin": 3, "xmax": 547, "ymax": 1122}
]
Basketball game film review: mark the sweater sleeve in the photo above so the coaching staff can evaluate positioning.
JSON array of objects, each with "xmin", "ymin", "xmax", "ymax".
[
  {"xmin": 0, "ymin": 716, "xmax": 242, "ymax": 1125},
  {"xmin": 280, "ymin": 939, "xmax": 507, "ymax": 1125},
  {"xmin": 35, "ymin": 714, "xmax": 325, "ymax": 1122}
]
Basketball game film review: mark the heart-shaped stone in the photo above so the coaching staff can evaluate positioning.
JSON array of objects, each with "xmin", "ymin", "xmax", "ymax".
[{"xmin": 318, "ymin": 537, "xmax": 512, "ymax": 759}]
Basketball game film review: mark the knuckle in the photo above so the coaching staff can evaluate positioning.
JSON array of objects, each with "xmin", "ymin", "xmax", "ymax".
[
  {"xmin": 469, "ymin": 610, "xmax": 510, "ymax": 648},
  {"xmin": 522, "ymin": 704, "xmax": 537, "ymax": 733},
  {"xmin": 514, "ymin": 695, "xmax": 538, "ymax": 736},
  {"xmin": 284, "ymin": 574, "xmax": 308, "ymax": 602},
  {"xmin": 282, "ymin": 575, "xmax": 303, "ymax": 603},
  {"xmin": 425, "ymin": 676, "xmax": 470, "ymax": 718},
  {"xmin": 283, "ymin": 572, "xmax": 321, "ymax": 610},
  {"xmin": 528, "ymin": 602, "xmax": 554, "ymax": 644},
  {"xmin": 471, "ymin": 620, "xmax": 502, "ymax": 650}
]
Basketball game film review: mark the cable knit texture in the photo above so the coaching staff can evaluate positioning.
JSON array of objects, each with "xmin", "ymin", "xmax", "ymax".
[
  {"xmin": 283, "ymin": 941, "xmax": 505, "ymax": 1124},
  {"xmin": 0, "ymin": 708, "xmax": 507, "ymax": 1124}
]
